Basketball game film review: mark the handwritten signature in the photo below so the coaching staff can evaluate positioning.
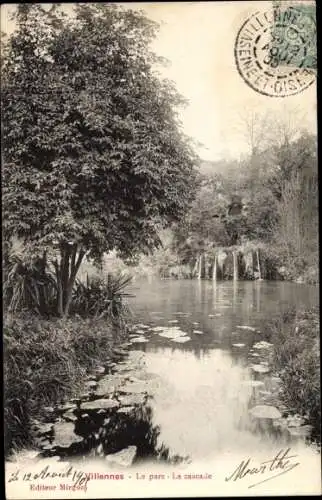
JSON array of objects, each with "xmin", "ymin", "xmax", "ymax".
[
  {"xmin": 8, "ymin": 464, "xmax": 90, "ymax": 489},
  {"xmin": 225, "ymin": 448, "xmax": 300, "ymax": 488}
]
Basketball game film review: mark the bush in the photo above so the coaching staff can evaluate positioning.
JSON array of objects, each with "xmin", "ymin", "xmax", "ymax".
[
  {"xmin": 71, "ymin": 273, "xmax": 133, "ymax": 323},
  {"xmin": 3, "ymin": 251, "xmax": 57, "ymax": 316},
  {"xmin": 269, "ymin": 307, "xmax": 320, "ymax": 442},
  {"xmin": 4, "ymin": 313, "xmax": 125, "ymax": 455}
]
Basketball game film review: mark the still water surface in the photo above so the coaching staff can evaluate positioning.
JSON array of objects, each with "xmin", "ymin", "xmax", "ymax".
[{"xmin": 128, "ymin": 279, "xmax": 318, "ymax": 461}]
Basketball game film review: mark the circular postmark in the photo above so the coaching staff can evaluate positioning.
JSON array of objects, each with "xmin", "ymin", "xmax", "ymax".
[{"xmin": 234, "ymin": 6, "xmax": 316, "ymax": 97}]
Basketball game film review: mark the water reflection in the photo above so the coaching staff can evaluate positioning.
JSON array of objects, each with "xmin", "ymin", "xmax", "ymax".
[{"xmin": 128, "ymin": 279, "xmax": 318, "ymax": 460}]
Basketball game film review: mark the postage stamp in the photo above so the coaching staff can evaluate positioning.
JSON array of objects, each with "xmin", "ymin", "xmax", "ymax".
[{"xmin": 234, "ymin": 2, "xmax": 316, "ymax": 97}]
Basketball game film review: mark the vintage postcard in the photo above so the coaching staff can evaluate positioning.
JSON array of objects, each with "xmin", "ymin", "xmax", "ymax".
[{"xmin": 2, "ymin": 1, "xmax": 319, "ymax": 498}]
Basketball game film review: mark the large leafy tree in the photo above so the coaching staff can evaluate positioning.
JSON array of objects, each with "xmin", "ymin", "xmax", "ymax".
[{"xmin": 2, "ymin": 4, "xmax": 197, "ymax": 316}]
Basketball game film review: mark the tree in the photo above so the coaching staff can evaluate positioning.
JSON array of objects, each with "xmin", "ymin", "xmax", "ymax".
[{"xmin": 2, "ymin": 4, "xmax": 198, "ymax": 316}]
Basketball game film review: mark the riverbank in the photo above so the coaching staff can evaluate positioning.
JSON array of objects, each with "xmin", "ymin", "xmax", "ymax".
[
  {"xmin": 4, "ymin": 313, "xmax": 129, "ymax": 456},
  {"xmin": 268, "ymin": 307, "xmax": 320, "ymax": 444}
]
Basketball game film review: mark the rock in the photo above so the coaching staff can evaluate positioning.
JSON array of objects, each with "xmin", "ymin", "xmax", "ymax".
[
  {"xmin": 81, "ymin": 399, "xmax": 120, "ymax": 411},
  {"xmin": 85, "ymin": 380, "xmax": 98, "ymax": 389},
  {"xmin": 43, "ymin": 406, "xmax": 55, "ymax": 414},
  {"xmin": 95, "ymin": 366, "xmax": 106, "ymax": 375},
  {"xmin": 251, "ymin": 364, "xmax": 271, "ymax": 374},
  {"xmin": 53, "ymin": 422, "xmax": 83, "ymax": 449},
  {"xmin": 171, "ymin": 336, "xmax": 191, "ymax": 343},
  {"xmin": 232, "ymin": 343, "xmax": 245, "ymax": 347},
  {"xmin": 151, "ymin": 326, "xmax": 166, "ymax": 332},
  {"xmin": 120, "ymin": 382, "xmax": 148, "ymax": 394},
  {"xmin": 192, "ymin": 322, "xmax": 199, "ymax": 325},
  {"xmin": 105, "ymin": 446, "xmax": 137, "ymax": 468},
  {"xmin": 113, "ymin": 348, "xmax": 128, "ymax": 356},
  {"xmin": 236, "ymin": 325, "xmax": 256, "ymax": 331},
  {"xmin": 287, "ymin": 425, "xmax": 313, "ymax": 437},
  {"xmin": 133, "ymin": 324, "xmax": 149, "ymax": 329},
  {"xmin": 117, "ymin": 406, "xmax": 136, "ymax": 414},
  {"xmin": 63, "ymin": 411, "xmax": 78, "ymax": 423},
  {"xmin": 287, "ymin": 415, "xmax": 305, "ymax": 428},
  {"xmin": 168, "ymin": 320, "xmax": 179, "ymax": 324},
  {"xmin": 130, "ymin": 336, "xmax": 149, "ymax": 343},
  {"xmin": 36, "ymin": 423, "xmax": 54, "ymax": 437},
  {"xmin": 208, "ymin": 314, "xmax": 215, "ymax": 318},
  {"xmin": 193, "ymin": 330, "xmax": 203, "ymax": 335},
  {"xmin": 118, "ymin": 393, "xmax": 146, "ymax": 406},
  {"xmin": 97, "ymin": 443, "xmax": 104, "ymax": 455},
  {"xmin": 96, "ymin": 375, "xmax": 124, "ymax": 397},
  {"xmin": 57, "ymin": 403, "xmax": 77, "ymax": 413},
  {"xmin": 249, "ymin": 405, "xmax": 282, "ymax": 419}
]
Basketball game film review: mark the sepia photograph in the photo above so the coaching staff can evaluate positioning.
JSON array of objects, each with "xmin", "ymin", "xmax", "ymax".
[{"xmin": 2, "ymin": 1, "xmax": 320, "ymax": 497}]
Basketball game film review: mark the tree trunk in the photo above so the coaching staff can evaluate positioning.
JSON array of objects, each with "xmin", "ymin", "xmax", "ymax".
[
  {"xmin": 63, "ymin": 247, "xmax": 86, "ymax": 317},
  {"xmin": 54, "ymin": 244, "xmax": 86, "ymax": 317}
]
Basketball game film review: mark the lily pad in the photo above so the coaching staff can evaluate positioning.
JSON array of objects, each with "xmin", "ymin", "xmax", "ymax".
[
  {"xmin": 171, "ymin": 336, "xmax": 191, "ymax": 343},
  {"xmin": 105, "ymin": 446, "xmax": 137, "ymax": 468},
  {"xmin": 157, "ymin": 328, "xmax": 187, "ymax": 339},
  {"xmin": 81, "ymin": 399, "xmax": 119, "ymax": 411},
  {"xmin": 236, "ymin": 325, "xmax": 256, "ymax": 331},
  {"xmin": 249, "ymin": 405, "xmax": 282, "ymax": 419}
]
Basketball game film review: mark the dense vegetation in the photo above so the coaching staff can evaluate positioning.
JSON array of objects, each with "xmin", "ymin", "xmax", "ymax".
[
  {"xmin": 270, "ymin": 307, "xmax": 320, "ymax": 443},
  {"xmin": 2, "ymin": 3, "xmax": 197, "ymax": 317},
  {"xmin": 131, "ymin": 126, "xmax": 318, "ymax": 283},
  {"xmin": 2, "ymin": 3, "xmax": 196, "ymax": 454}
]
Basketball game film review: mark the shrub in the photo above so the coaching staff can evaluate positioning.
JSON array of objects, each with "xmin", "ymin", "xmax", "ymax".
[
  {"xmin": 269, "ymin": 307, "xmax": 320, "ymax": 442},
  {"xmin": 3, "ymin": 251, "xmax": 57, "ymax": 316},
  {"xmin": 71, "ymin": 273, "xmax": 133, "ymax": 324},
  {"xmin": 4, "ymin": 313, "xmax": 124, "ymax": 455}
]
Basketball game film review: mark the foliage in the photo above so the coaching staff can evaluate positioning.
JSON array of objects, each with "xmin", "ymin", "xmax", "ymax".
[
  {"xmin": 4, "ymin": 246, "xmax": 57, "ymax": 315},
  {"xmin": 269, "ymin": 308, "xmax": 320, "ymax": 442},
  {"xmin": 2, "ymin": 3, "xmax": 198, "ymax": 315},
  {"xmin": 71, "ymin": 273, "xmax": 133, "ymax": 322},
  {"xmin": 4, "ymin": 313, "xmax": 123, "ymax": 454},
  {"xmin": 167, "ymin": 129, "xmax": 318, "ymax": 283}
]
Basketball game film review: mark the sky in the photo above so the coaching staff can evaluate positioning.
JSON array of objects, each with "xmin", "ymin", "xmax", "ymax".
[{"xmin": 1, "ymin": 1, "xmax": 317, "ymax": 161}]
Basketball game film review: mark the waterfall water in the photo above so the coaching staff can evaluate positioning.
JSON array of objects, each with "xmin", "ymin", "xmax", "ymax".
[
  {"xmin": 197, "ymin": 254, "xmax": 202, "ymax": 280},
  {"xmin": 212, "ymin": 255, "xmax": 217, "ymax": 282},
  {"xmin": 256, "ymin": 249, "xmax": 262, "ymax": 280},
  {"xmin": 192, "ymin": 257, "xmax": 199, "ymax": 278},
  {"xmin": 233, "ymin": 251, "xmax": 238, "ymax": 281}
]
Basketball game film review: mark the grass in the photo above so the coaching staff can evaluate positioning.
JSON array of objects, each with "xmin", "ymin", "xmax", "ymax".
[
  {"xmin": 268, "ymin": 306, "xmax": 320, "ymax": 443},
  {"xmin": 4, "ymin": 313, "xmax": 128, "ymax": 456}
]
